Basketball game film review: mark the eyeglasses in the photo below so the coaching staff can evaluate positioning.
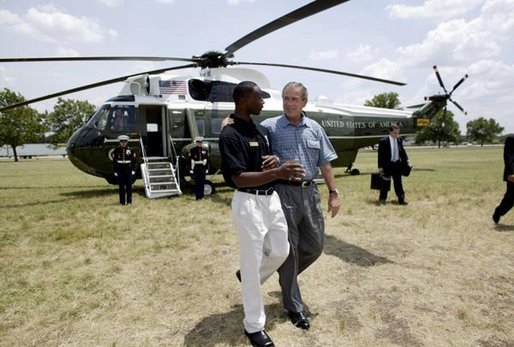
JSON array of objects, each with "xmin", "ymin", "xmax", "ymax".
[{"xmin": 120, "ymin": 140, "xmax": 128, "ymax": 142}]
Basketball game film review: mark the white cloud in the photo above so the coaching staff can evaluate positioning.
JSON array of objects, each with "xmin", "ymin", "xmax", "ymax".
[
  {"xmin": 0, "ymin": 66, "xmax": 13, "ymax": 84},
  {"xmin": 97, "ymin": 0, "xmax": 123, "ymax": 7},
  {"xmin": 396, "ymin": 17, "xmax": 503, "ymax": 68},
  {"xmin": 346, "ymin": 44, "xmax": 379, "ymax": 63},
  {"xmin": 227, "ymin": 0, "xmax": 256, "ymax": 5},
  {"xmin": 0, "ymin": 6, "xmax": 117, "ymax": 45},
  {"xmin": 308, "ymin": 49, "xmax": 339, "ymax": 61},
  {"xmin": 56, "ymin": 46, "xmax": 80, "ymax": 56},
  {"xmin": 387, "ymin": 0, "xmax": 484, "ymax": 20},
  {"xmin": 480, "ymin": 0, "xmax": 514, "ymax": 38},
  {"xmin": 362, "ymin": 58, "xmax": 406, "ymax": 83}
]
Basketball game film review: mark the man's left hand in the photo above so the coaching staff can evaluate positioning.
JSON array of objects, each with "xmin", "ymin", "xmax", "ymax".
[
  {"xmin": 261, "ymin": 155, "xmax": 280, "ymax": 171},
  {"xmin": 328, "ymin": 194, "xmax": 340, "ymax": 218}
]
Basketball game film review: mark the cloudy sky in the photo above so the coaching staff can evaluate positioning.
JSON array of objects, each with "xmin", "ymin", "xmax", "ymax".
[{"xmin": 1, "ymin": 0, "xmax": 513, "ymax": 133}]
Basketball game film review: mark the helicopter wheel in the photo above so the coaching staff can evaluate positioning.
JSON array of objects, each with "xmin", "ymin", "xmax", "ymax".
[
  {"xmin": 350, "ymin": 168, "xmax": 360, "ymax": 176},
  {"xmin": 204, "ymin": 180, "xmax": 216, "ymax": 196}
]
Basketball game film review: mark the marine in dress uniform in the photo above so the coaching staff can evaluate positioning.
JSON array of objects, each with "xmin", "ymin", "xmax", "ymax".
[
  {"xmin": 189, "ymin": 136, "xmax": 210, "ymax": 200},
  {"xmin": 113, "ymin": 135, "xmax": 137, "ymax": 205}
]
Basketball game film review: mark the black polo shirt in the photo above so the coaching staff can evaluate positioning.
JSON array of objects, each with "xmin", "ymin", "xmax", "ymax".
[{"xmin": 219, "ymin": 114, "xmax": 273, "ymax": 190}]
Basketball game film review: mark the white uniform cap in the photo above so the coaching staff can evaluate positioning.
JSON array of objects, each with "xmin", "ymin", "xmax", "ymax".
[
  {"xmin": 118, "ymin": 135, "xmax": 129, "ymax": 141},
  {"xmin": 195, "ymin": 136, "xmax": 204, "ymax": 142}
]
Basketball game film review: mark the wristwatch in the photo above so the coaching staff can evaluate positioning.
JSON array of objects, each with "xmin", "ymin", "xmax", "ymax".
[{"xmin": 329, "ymin": 188, "xmax": 339, "ymax": 195}]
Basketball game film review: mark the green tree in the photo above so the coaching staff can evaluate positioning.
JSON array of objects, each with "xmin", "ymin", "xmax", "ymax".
[
  {"xmin": 364, "ymin": 92, "xmax": 403, "ymax": 110},
  {"xmin": 466, "ymin": 117, "xmax": 504, "ymax": 146},
  {"xmin": 415, "ymin": 109, "xmax": 460, "ymax": 147},
  {"xmin": 45, "ymin": 98, "xmax": 95, "ymax": 146},
  {"xmin": 0, "ymin": 88, "xmax": 45, "ymax": 161}
]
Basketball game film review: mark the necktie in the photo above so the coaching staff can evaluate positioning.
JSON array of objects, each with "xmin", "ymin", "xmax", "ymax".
[{"xmin": 392, "ymin": 139, "xmax": 399, "ymax": 162}]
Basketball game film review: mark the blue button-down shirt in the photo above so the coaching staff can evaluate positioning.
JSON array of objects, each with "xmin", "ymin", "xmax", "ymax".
[{"xmin": 261, "ymin": 113, "xmax": 337, "ymax": 180}]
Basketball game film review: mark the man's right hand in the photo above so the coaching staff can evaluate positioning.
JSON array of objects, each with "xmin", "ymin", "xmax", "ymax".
[{"xmin": 278, "ymin": 160, "xmax": 306, "ymax": 181}]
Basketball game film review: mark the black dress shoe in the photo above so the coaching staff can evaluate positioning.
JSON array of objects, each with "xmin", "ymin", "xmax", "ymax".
[
  {"xmin": 493, "ymin": 211, "xmax": 500, "ymax": 224},
  {"xmin": 399, "ymin": 200, "xmax": 408, "ymax": 205},
  {"xmin": 244, "ymin": 330, "xmax": 274, "ymax": 347},
  {"xmin": 236, "ymin": 270, "xmax": 241, "ymax": 282},
  {"xmin": 288, "ymin": 310, "xmax": 310, "ymax": 330}
]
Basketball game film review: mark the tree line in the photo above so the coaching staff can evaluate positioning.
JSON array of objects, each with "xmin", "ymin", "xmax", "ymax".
[
  {"xmin": 0, "ymin": 88, "xmax": 94, "ymax": 161},
  {"xmin": 0, "ymin": 88, "xmax": 506, "ymax": 161}
]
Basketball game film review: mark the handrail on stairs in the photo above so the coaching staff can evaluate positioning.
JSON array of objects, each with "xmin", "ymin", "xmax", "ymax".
[
  {"xmin": 139, "ymin": 135, "xmax": 148, "ymax": 167},
  {"xmin": 168, "ymin": 134, "xmax": 180, "ymax": 188}
]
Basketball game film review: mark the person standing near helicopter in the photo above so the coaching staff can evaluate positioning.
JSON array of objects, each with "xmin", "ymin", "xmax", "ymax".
[
  {"xmin": 219, "ymin": 81, "xmax": 305, "ymax": 347},
  {"xmin": 188, "ymin": 136, "xmax": 210, "ymax": 200},
  {"xmin": 261, "ymin": 81, "xmax": 340, "ymax": 331},
  {"xmin": 113, "ymin": 135, "xmax": 137, "ymax": 205}
]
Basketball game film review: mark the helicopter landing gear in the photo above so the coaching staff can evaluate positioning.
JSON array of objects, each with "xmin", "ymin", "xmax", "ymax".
[
  {"xmin": 345, "ymin": 166, "xmax": 360, "ymax": 176},
  {"xmin": 203, "ymin": 180, "xmax": 216, "ymax": 196}
]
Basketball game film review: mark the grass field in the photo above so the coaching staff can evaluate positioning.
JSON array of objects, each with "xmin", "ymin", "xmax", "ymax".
[{"xmin": 0, "ymin": 146, "xmax": 512, "ymax": 347}]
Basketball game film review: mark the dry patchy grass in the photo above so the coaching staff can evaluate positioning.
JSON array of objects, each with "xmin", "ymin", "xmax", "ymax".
[{"xmin": 0, "ymin": 147, "xmax": 512, "ymax": 347}]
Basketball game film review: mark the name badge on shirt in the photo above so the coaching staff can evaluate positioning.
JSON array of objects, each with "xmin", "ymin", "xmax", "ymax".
[{"xmin": 249, "ymin": 141, "xmax": 259, "ymax": 147}]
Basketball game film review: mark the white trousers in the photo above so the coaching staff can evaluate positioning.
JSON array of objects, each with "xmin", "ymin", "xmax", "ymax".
[{"xmin": 231, "ymin": 190, "xmax": 289, "ymax": 333}]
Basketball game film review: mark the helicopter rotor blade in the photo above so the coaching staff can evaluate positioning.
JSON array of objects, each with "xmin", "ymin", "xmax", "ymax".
[
  {"xmin": 449, "ymin": 74, "xmax": 469, "ymax": 95},
  {"xmin": 224, "ymin": 0, "xmax": 350, "ymax": 57},
  {"xmin": 0, "ymin": 63, "xmax": 197, "ymax": 112},
  {"xmin": 450, "ymin": 98, "xmax": 467, "ymax": 115},
  {"xmin": 406, "ymin": 103, "xmax": 426, "ymax": 109},
  {"xmin": 233, "ymin": 61, "xmax": 406, "ymax": 86},
  {"xmin": 433, "ymin": 65, "xmax": 448, "ymax": 94},
  {"xmin": 0, "ymin": 56, "xmax": 197, "ymax": 63}
]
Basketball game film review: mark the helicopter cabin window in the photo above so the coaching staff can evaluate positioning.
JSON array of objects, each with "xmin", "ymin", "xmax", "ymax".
[
  {"xmin": 88, "ymin": 105, "xmax": 137, "ymax": 132},
  {"xmin": 110, "ymin": 106, "xmax": 137, "ymax": 132},
  {"xmin": 196, "ymin": 119, "xmax": 205, "ymax": 136},
  {"xmin": 188, "ymin": 79, "xmax": 270, "ymax": 102}
]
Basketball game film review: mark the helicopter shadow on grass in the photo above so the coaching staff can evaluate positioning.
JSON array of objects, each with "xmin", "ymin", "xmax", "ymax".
[
  {"xmin": 183, "ymin": 302, "xmax": 286, "ymax": 347},
  {"xmin": 324, "ymin": 234, "xmax": 392, "ymax": 267}
]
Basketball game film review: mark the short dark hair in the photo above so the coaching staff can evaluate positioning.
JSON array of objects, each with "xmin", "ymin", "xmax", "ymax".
[
  {"xmin": 389, "ymin": 123, "xmax": 400, "ymax": 132},
  {"xmin": 233, "ymin": 81, "xmax": 258, "ymax": 103}
]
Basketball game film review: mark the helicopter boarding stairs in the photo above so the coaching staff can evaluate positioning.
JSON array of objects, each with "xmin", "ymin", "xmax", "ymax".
[{"xmin": 139, "ymin": 137, "xmax": 182, "ymax": 199}]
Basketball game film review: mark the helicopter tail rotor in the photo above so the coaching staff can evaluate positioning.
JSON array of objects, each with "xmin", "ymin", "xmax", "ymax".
[{"xmin": 428, "ymin": 65, "xmax": 468, "ymax": 115}]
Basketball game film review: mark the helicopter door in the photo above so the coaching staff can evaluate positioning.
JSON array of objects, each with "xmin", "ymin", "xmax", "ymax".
[{"xmin": 141, "ymin": 105, "xmax": 166, "ymax": 158}]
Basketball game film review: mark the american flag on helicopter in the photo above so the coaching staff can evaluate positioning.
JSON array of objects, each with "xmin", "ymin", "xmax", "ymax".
[{"xmin": 159, "ymin": 80, "xmax": 187, "ymax": 95}]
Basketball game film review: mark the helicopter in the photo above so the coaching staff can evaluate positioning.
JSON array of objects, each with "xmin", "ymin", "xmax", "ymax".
[{"xmin": 0, "ymin": 0, "xmax": 467, "ymax": 198}]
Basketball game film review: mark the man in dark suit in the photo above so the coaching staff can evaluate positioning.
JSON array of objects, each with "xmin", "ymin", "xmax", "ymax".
[
  {"xmin": 493, "ymin": 134, "xmax": 514, "ymax": 223},
  {"xmin": 377, "ymin": 123, "xmax": 410, "ymax": 205}
]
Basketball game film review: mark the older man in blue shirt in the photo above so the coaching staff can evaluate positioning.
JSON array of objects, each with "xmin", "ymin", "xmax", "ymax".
[{"xmin": 261, "ymin": 81, "xmax": 341, "ymax": 331}]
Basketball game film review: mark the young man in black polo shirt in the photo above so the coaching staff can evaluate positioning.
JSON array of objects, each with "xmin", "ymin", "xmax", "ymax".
[{"xmin": 219, "ymin": 81, "xmax": 305, "ymax": 347}]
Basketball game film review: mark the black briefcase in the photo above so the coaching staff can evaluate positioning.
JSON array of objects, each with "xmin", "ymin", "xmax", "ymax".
[
  {"xmin": 371, "ymin": 173, "xmax": 391, "ymax": 191},
  {"xmin": 401, "ymin": 163, "xmax": 412, "ymax": 177}
]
